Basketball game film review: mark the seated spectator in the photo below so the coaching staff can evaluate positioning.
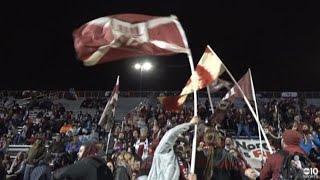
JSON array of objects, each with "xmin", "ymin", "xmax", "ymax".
[
  {"xmin": 114, "ymin": 151, "xmax": 134, "ymax": 180},
  {"xmin": 0, "ymin": 150, "xmax": 6, "ymax": 180},
  {"xmin": 49, "ymin": 135, "xmax": 65, "ymax": 154},
  {"xmin": 7, "ymin": 152, "xmax": 27, "ymax": 180},
  {"xmin": 23, "ymin": 139, "xmax": 52, "ymax": 180},
  {"xmin": 2, "ymin": 154, "xmax": 12, "ymax": 172},
  {"xmin": 134, "ymin": 127, "xmax": 149, "ymax": 161},
  {"xmin": 65, "ymin": 136, "xmax": 81, "ymax": 157}
]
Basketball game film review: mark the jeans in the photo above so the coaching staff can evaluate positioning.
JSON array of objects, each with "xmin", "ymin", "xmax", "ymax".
[{"xmin": 236, "ymin": 123, "xmax": 251, "ymax": 139}]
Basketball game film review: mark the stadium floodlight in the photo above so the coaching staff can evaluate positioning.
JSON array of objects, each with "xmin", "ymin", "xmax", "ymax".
[
  {"xmin": 142, "ymin": 62, "xmax": 152, "ymax": 71},
  {"xmin": 134, "ymin": 63, "xmax": 142, "ymax": 70},
  {"xmin": 134, "ymin": 62, "xmax": 153, "ymax": 72}
]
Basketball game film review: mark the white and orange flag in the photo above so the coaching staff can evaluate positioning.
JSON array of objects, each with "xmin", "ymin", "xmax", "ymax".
[
  {"xmin": 73, "ymin": 14, "xmax": 190, "ymax": 66},
  {"xmin": 222, "ymin": 70, "xmax": 253, "ymax": 102},
  {"xmin": 99, "ymin": 76, "xmax": 120, "ymax": 131},
  {"xmin": 158, "ymin": 45, "xmax": 225, "ymax": 111}
]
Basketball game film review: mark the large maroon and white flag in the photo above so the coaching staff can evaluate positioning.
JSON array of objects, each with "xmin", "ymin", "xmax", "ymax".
[
  {"xmin": 222, "ymin": 70, "xmax": 253, "ymax": 101},
  {"xmin": 99, "ymin": 76, "xmax": 120, "ymax": 131},
  {"xmin": 159, "ymin": 46, "xmax": 225, "ymax": 111},
  {"xmin": 73, "ymin": 14, "xmax": 190, "ymax": 66}
]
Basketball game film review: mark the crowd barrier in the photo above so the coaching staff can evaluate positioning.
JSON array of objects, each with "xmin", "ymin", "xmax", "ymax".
[{"xmin": 2, "ymin": 90, "xmax": 320, "ymax": 99}]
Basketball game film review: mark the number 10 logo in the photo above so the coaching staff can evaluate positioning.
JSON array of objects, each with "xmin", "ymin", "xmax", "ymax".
[{"xmin": 303, "ymin": 168, "xmax": 319, "ymax": 178}]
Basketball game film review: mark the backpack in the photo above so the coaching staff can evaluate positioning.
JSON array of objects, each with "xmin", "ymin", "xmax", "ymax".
[
  {"xmin": 88, "ymin": 157, "xmax": 113, "ymax": 180},
  {"xmin": 279, "ymin": 150, "xmax": 313, "ymax": 180}
]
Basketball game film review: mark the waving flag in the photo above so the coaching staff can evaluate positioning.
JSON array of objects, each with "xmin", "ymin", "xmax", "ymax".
[
  {"xmin": 157, "ymin": 95, "xmax": 187, "ymax": 112},
  {"xmin": 159, "ymin": 46, "xmax": 225, "ymax": 111},
  {"xmin": 209, "ymin": 78, "xmax": 232, "ymax": 92},
  {"xmin": 222, "ymin": 70, "xmax": 253, "ymax": 101},
  {"xmin": 73, "ymin": 14, "xmax": 190, "ymax": 66},
  {"xmin": 180, "ymin": 46, "xmax": 225, "ymax": 95},
  {"xmin": 98, "ymin": 76, "xmax": 120, "ymax": 131}
]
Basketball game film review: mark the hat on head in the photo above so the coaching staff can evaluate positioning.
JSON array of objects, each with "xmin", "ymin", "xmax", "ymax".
[{"xmin": 282, "ymin": 130, "xmax": 302, "ymax": 146}]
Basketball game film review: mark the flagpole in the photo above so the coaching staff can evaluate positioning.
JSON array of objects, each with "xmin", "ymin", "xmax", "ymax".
[
  {"xmin": 175, "ymin": 17, "xmax": 198, "ymax": 173},
  {"xmin": 105, "ymin": 131, "xmax": 111, "ymax": 155},
  {"xmin": 186, "ymin": 52, "xmax": 198, "ymax": 174},
  {"xmin": 249, "ymin": 69, "xmax": 265, "ymax": 164},
  {"xmin": 121, "ymin": 121, "xmax": 124, "ymax": 132},
  {"xmin": 206, "ymin": 86, "xmax": 215, "ymax": 114},
  {"xmin": 207, "ymin": 46, "xmax": 273, "ymax": 154},
  {"xmin": 275, "ymin": 104, "xmax": 281, "ymax": 138},
  {"xmin": 225, "ymin": 65, "xmax": 273, "ymax": 154}
]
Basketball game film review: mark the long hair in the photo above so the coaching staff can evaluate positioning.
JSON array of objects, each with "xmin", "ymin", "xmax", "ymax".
[{"xmin": 80, "ymin": 142, "xmax": 99, "ymax": 160}]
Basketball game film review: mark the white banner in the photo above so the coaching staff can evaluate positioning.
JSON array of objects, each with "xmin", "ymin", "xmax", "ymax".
[
  {"xmin": 234, "ymin": 139, "xmax": 273, "ymax": 169},
  {"xmin": 281, "ymin": 92, "xmax": 298, "ymax": 98}
]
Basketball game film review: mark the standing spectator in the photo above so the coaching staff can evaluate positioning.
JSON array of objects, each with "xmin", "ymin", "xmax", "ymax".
[
  {"xmin": 134, "ymin": 127, "xmax": 149, "ymax": 161},
  {"xmin": 53, "ymin": 143, "xmax": 112, "ymax": 180},
  {"xmin": 260, "ymin": 130, "xmax": 307, "ymax": 180},
  {"xmin": 236, "ymin": 109, "xmax": 251, "ymax": 139},
  {"xmin": 147, "ymin": 116, "xmax": 199, "ymax": 180},
  {"xmin": 299, "ymin": 124, "xmax": 314, "ymax": 155}
]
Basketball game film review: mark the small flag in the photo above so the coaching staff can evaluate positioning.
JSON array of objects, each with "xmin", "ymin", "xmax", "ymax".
[
  {"xmin": 98, "ymin": 76, "xmax": 120, "ymax": 131},
  {"xmin": 159, "ymin": 45, "xmax": 225, "ymax": 111},
  {"xmin": 222, "ymin": 70, "xmax": 253, "ymax": 101}
]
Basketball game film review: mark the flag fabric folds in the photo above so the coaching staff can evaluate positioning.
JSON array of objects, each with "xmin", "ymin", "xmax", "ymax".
[
  {"xmin": 209, "ymin": 78, "xmax": 232, "ymax": 93},
  {"xmin": 98, "ymin": 76, "xmax": 120, "ymax": 131},
  {"xmin": 222, "ymin": 70, "xmax": 253, "ymax": 102},
  {"xmin": 159, "ymin": 46, "xmax": 225, "ymax": 111},
  {"xmin": 73, "ymin": 14, "xmax": 190, "ymax": 66},
  {"xmin": 157, "ymin": 95, "xmax": 187, "ymax": 112},
  {"xmin": 180, "ymin": 46, "xmax": 225, "ymax": 96}
]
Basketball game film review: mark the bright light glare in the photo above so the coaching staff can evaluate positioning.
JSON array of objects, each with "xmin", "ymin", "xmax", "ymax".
[
  {"xmin": 142, "ymin": 62, "xmax": 152, "ymax": 71},
  {"xmin": 134, "ymin": 63, "xmax": 141, "ymax": 70}
]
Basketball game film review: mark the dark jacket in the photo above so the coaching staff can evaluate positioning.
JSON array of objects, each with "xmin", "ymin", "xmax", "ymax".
[
  {"xmin": 114, "ymin": 166, "xmax": 130, "ymax": 180},
  {"xmin": 210, "ymin": 148, "xmax": 243, "ymax": 180},
  {"xmin": 0, "ymin": 162, "xmax": 5, "ymax": 180},
  {"xmin": 260, "ymin": 145, "xmax": 306, "ymax": 180},
  {"xmin": 53, "ymin": 156, "xmax": 112, "ymax": 180}
]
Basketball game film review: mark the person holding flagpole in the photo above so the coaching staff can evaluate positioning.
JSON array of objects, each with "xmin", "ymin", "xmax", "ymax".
[{"xmin": 147, "ymin": 116, "xmax": 199, "ymax": 180}]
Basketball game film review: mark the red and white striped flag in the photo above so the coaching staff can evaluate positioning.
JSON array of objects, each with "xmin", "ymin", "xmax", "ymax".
[
  {"xmin": 99, "ymin": 76, "xmax": 120, "ymax": 131},
  {"xmin": 222, "ymin": 70, "xmax": 253, "ymax": 101},
  {"xmin": 73, "ymin": 14, "xmax": 190, "ymax": 66},
  {"xmin": 159, "ymin": 46, "xmax": 225, "ymax": 111}
]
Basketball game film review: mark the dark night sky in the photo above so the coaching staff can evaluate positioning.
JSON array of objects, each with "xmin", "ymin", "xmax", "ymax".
[{"xmin": 1, "ymin": 0, "xmax": 320, "ymax": 91}]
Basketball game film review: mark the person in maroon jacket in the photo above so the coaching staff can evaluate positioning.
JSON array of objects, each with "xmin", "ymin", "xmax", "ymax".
[{"xmin": 260, "ymin": 130, "xmax": 306, "ymax": 180}]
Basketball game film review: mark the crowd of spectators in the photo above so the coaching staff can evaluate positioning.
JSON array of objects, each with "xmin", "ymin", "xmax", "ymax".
[{"xmin": 0, "ymin": 92, "xmax": 319, "ymax": 180}]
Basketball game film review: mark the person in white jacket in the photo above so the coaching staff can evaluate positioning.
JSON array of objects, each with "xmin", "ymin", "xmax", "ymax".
[{"xmin": 147, "ymin": 116, "xmax": 199, "ymax": 180}]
